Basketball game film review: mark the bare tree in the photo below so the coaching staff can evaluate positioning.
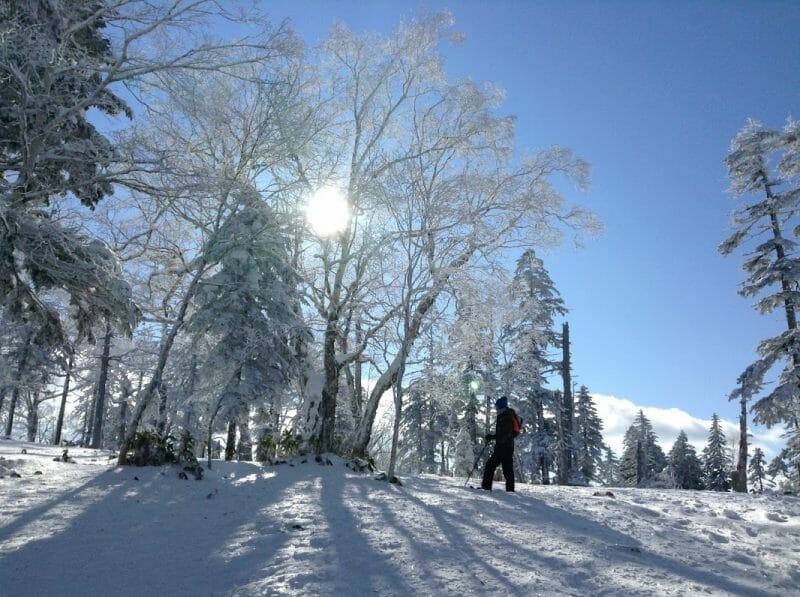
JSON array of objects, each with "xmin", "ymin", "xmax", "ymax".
[{"xmin": 291, "ymin": 14, "xmax": 596, "ymax": 455}]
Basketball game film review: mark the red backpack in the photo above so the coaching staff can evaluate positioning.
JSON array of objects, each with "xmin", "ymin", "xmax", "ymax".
[{"xmin": 511, "ymin": 410, "xmax": 523, "ymax": 438}]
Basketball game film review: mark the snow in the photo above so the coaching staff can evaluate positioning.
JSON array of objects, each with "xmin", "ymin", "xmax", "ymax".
[{"xmin": 1, "ymin": 439, "xmax": 799, "ymax": 596}]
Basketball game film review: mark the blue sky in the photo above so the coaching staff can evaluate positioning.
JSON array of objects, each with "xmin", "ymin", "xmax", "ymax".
[{"xmin": 255, "ymin": 1, "xmax": 799, "ymax": 451}]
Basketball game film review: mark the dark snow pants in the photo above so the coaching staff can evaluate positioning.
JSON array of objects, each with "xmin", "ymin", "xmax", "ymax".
[{"xmin": 481, "ymin": 444, "xmax": 514, "ymax": 491}]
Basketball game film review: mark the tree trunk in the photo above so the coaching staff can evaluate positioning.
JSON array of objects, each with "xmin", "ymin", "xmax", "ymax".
[
  {"xmin": 387, "ymin": 362, "xmax": 405, "ymax": 481},
  {"xmin": 156, "ymin": 382, "xmax": 168, "ymax": 437},
  {"xmin": 349, "ymin": 249, "xmax": 475, "ymax": 457},
  {"xmin": 237, "ymin": 410, "xmax": 252, "ymax": 461},
  {"xmin": 206, "ymin": 405, "xmax": 218, "ymax": 469},
  {"xmin": 0, "ymin": 387, "xmax": 7, "ymax": 423},
  {"xmin": 117, "ymin": 261, "xmax": 206, "ymax": 465},
  {"xmin": 536, "ymin": 400, "xmax": 550, "ymax": 484},
  {"xmin": 319, "ymin": 322, "xmax": 340, "ymax": 454},
  {"xmin": 767, "ymin": 208, "xmax": 797, "ymax": 334},
  {"xmin": 53, "ymin": 348, "xmax": 74, "ymax": 445},
  {"xmin": 733, "ymin": 394, "xmax": 748, "ymax": 492},
  {"xmin": 558, "ymin": 322, "xmax": 574, "ymax": 485},
  {"xmin": 26, "ymin": 393, "xmax": 39, "ymax": 442},
  {"xmin": 117, "ymin": 401, "xmax": 128, "ymax": 452},
  {"xmin": 90, "ymin": 322, "xmax": 113, "ymax": 449},
  {"xmin": 4, "ymin": 329, "xmax": 33, "ymax": 438},
  {"xmin": 225, "ymin": 420, "xmax": 237, "ymax": 461},
  {"xmin": 84, "ymin": 386, "xmax": 97, "ymax": 447}
]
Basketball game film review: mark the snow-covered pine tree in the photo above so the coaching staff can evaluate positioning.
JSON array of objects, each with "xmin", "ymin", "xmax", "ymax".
[
  {"xmin": 722, "ymin": 118, "xmax": 800, "ymax": 488},
  {"xmin": 748, "ymin": 447, "xmax": 768, "ymax": 493},
  {"xmin": 398, "ymin": 389, "xmax": 426, "ymax": 473},
  {"xmin": 507, "ymin": 249, "xmax": 567, "ymax": 389},
  {"xmin": 1, "ymin": 1, "xmax": 145, "ymax": 346},
  {"xmin": 619, "ymin": 410, "xmax": 667, "ymax": 487},
  {"xmin": 504, "ymin": 250, "xmax": 565, "ymax": 484},
  {"xmin": 573, "ymin": 386, "xmax": 606, "ymax": 485},
  {"xmin": 767, "ymin": 442, "xmax": 800, "ymax": 492},
  {"xmin": 667, "ymin": 430, "xmax": 704, "ymax": 490},
  {"xmin": 598, "ymin": 446, "xmax": 620, "ymax": 487},
  {"xmin": 702, "ymin": 413, "xmax": 732, "ymax": 491},
  {"xmin": 186, "ymin": 195, "xmax": 306, "ymax": 464}
]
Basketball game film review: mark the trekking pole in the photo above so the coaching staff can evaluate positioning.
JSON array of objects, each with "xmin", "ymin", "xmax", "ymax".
[{"xmin": 464, "ymin": 439, "xmax": 491, "ymax": 486}]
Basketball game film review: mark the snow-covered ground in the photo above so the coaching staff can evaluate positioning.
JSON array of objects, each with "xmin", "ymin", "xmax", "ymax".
[{"xmin": 1, "ymin": 439, "xmax": 798, "ymax": 596}]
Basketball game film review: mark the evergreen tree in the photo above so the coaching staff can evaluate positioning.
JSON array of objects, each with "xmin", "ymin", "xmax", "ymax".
[
  {"xmin": 667, "ymin": 430, "xmax": 704, "ymax": 490},
  {"xmin": 722, "ymin": 118, "xmax": 800, "ymax": 486},
  {"xmin": 507, "ymin": 249, "xmax": 566, "ymax": 391},
  {"xmin": 702, "ymin": 413, "xmax": 732, "ymax": 491},
  {"xmin": 398, "ymin": 389, "xmax": 426, "ymax": 473},
  {"xmin": 748, "ymin": 447, "xmax": 768, "ymax": 493},
  {"xmin": 186, "ymin": 196, "xmax": 305, "ymax": 452},
  {"xmin": 504, "ymin": 251, "xmax": 565, "ymax": 485},
  {"xmin": 573, "ymin": 386, "xmax": 605, "ymax": 485},
  {"xmin": 598, "ymin": 446, "xmax": 620, "ymax": 487},
  {"xmin": 766, "ymin": 442, "xmax": 800, "ymax": 493},
  {"xmin": 619, "ymin": 410, "xmax": 667, "ymax": 487}
]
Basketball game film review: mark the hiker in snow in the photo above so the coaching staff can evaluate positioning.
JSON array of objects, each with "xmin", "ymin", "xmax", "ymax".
[{"xmin": 481, "ymin": 396, "xmax": 519, "ymax": 492}]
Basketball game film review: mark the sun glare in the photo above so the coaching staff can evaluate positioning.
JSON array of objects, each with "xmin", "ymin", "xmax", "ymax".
[{"xmin": 305, "ymin": 187, "xmax": 350, "ymax": 237}]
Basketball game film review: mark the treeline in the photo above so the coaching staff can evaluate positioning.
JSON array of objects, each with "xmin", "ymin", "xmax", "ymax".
[
  {"xmin": 0, "ymin": 1, "xmax": 598, "ymax": 472},
  {"xmin": 616, "ymin": 411, "xmax": 777, "ymax": 493}
]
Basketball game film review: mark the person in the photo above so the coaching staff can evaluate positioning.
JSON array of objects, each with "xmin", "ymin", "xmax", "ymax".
[{"xmin": 481, "ymin": 395, "xmax": 516, "ymax": 492}]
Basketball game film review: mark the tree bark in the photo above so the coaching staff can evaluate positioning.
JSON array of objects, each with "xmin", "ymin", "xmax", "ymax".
[
  {"xmin": 536, "ymin": 400, "xmax": 550, "ymax": 484},
  {"xmin": 387, "ymin": 361, "xmax": 406, "ymax": 481},
  {"xmin": 90, "ymin": 322, "xmax": 113, "ymax": 449},
  {"xmin": 4, "ymin": 329, "xmax": 33, "ymax": 438},
  {"xmin": 156, "ymin": 382, "xmax": 169, "ymax": 437},
  {"xmin": 53, "ymin": 348, "xmax": 75, "ymax": 445},
  {"xmin": 0, "ymin": 387, "xmax": 7, "ymax": 423},
  {"xmin": 225, "ymin": 420, "xmax": 237, "ymax": 461},
  {"xmin": 558, "ymin": 322, "xmax": 574, "ymax": 485},
  {"xmin": 319, "ymin": 321, "xmax": 340, "ymax": 454},
  {"xmin": 733, "ymin": 394, "xmax": 748, "ymax": 492},
  {"xmin": 237, "ymin": 410, "xmax": 252, "ymax": 461},
  {"xmin": 117, "ymin": 401, "xmax": 128, "ymax": 451},
  {"xmin": 26, "ymin": 392, "xmax": 39, "ymax": 442}
]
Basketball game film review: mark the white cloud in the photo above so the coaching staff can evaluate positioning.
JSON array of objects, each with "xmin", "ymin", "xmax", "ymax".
[{"xmin": 593, "ymin": 393, "xmax": 787, "ymax": 462}]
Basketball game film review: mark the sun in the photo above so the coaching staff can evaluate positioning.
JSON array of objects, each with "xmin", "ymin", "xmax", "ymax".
[{"xmin": 305, "ymin": 187, "xmax": 350, "ymax": 237}]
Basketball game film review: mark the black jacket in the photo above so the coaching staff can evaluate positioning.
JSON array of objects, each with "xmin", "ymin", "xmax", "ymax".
[{"xmin": 488, "ymin": 407, "xmax": 517, "ymax": 448}]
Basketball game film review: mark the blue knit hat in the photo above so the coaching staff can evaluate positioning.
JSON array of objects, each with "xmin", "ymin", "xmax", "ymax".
[{"xmin": 495, "ymin": 396, "xmax": 508, "ymax": 410}]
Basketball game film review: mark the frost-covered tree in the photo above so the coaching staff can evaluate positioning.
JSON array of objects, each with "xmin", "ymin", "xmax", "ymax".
[
  {"xmin": 598, "ymin": 446, "xmax": 620, "ymax": 487},
  {"xmin": 506, "ymin": 249, "xmax": 566, "ymax": 391},
  {"xmin": 702, "ymin": 413, "xmax": 732, "ymax": 492},
  {"xmin": 1, "ymin": 2, "xmax": 270, "ymax": 345},
  {"xmin": 501, "ymin": 250, "xmax": 565, "ymax": 484},
  {"xmin": 452, "ymin": 426, "xmax": 476, "ymax": 477},
  {"xmin": 185, "ymin": 196, "xmax": 305, "ymax": 464},
  {"xmin": 620, "ymin": 410, "xmax": 667, "ymax": 487},
  {"xmin": 748, "ymin": 447, "xmax": 768, "ymax": 493},
  {"xmin": 722, "ymin": 118, "xmax": 800, "ymax": 484},
  {"xmin": 573, "ymin": 386, "xmax": 605, "ymax": 485},
  {"xmin": 289, "ymin": 14, "xmax": 596, "ymax": 456},
  {"xmin": 107, "ymin": 22, "xmax": 305, "ymax": 464},
  {"xmin": 767, "ymin": 441, "xmax": 800, "ymax": 493},
  {"xmin": 667, "ymin": 431, "xmax": 704, "ymax": 490},
  {"xmin": 0, "ymin": 0, "xmax": 136, "ymax": 344}
]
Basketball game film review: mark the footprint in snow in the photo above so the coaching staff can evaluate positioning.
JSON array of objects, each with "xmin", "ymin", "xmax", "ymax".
[
  {"xmin": 765, "ymin": 512, "xmax": 788, "ymax": 523},
  {"xmin": 704, "ymin": 529, "xmax": 729, "ymax": 543}
]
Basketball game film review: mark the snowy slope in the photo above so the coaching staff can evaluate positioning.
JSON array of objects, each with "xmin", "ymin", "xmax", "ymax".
[{"xmin": 1, "ymin": 439, "xmax": 798, "ymax": 596}]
